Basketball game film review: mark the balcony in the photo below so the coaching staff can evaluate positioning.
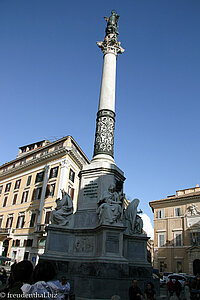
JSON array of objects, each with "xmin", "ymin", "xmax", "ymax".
[
  {"xmin": 0, "ymin": 228, "xmax": 15, "ymax": 235},
  {"xmin": 35, "ymin": 224, "xmax": 47, "ymax": 233}
]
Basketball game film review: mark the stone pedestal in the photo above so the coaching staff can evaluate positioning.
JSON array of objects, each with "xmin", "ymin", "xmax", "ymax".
[{"xmin": 43, "ymin": 225, "xmax": 152, "ymax": 300}]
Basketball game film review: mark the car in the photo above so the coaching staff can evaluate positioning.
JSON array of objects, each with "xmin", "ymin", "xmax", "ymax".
[{"xmin": 167, "ymin": 274, "xmax": 187, "ymax": 287}]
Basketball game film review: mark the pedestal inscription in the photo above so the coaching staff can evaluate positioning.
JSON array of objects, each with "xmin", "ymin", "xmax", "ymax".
[
  {"xmin": 48, "ymin": 233, "xmax": 70, "ymax": 252},
  {"xmin": 106, "ymin": 233, "xmax": 119, "ymax": 253},
  {"xmin": 83, "ymin": 182, "xmax": 98, "ymax": 199},
  {"xmin": 127, "ymin": 240, "xmax": 145, "ymax": 260}
]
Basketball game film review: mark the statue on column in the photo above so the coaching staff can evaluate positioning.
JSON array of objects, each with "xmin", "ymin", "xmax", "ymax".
[
  {"xmin": 105, "ymin": 10, "xmax": 119, "ymax": 36},
  {"xmin": 50, "ymin": 189, "xmax": 73, "ymax": 226},
  {"xmin": 97, "ymin": 184, "xmax": 124, "ymax": 225},
  {"xmin": 125, "ymin": 198, "xmax": 143, "ymax": 234}
]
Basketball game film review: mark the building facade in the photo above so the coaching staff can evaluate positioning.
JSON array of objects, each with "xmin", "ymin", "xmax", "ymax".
[
  {"xmin": 149, "ymin": 186, "xmax": 200, "ymax": 275},
  {"xmin": 0, "ymin": 136, "xmax": 89, "ymax": 264}
]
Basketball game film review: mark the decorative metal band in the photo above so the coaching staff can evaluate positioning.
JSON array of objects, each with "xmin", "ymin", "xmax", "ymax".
[{"xmin": 93, "ymin": 109, "xmax": 115, "ymax": 158}]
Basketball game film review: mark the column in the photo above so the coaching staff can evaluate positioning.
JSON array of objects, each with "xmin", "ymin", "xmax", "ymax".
[{"xmin": 92, "ymin": 33, "xmax": 124, "ymax": 163}]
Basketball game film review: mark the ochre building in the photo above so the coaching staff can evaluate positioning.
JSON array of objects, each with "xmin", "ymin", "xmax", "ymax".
[
  {"xmin": 0, "ymin": 136, "xmax": 89, "ymax": 263},
  {"xmin": 149, "ymin": 185, "xmax": 200, "ymax": 275}
]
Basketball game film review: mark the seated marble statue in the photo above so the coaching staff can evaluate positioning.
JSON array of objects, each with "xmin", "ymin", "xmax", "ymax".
[
  {"xmin": 125, "ymin": 198, "xmax": 143, "ymax": 235},
  {"xmin": 50, "ymin": 189, "xmax": 73, "ymax": 226},
  {"xmin": 97, "ymin": 184, "xmax": 124, "ymax": 225}
]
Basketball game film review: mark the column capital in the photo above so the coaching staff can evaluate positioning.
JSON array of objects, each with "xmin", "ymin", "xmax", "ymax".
[{"xmin": 97, "ymin": 34, "xmax": 124, "ymax": 56}]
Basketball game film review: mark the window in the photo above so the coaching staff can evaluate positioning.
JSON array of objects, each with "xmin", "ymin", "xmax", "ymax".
[
  {"xmin": 12, "ymin": 251, "xmax": 17, "ymax": 260},
  {"xmin": 45, "ymin": 183, "xmax": 56, "ymax": 197},
  {"xmin": 20, "ymin": 159, "xmax": 26, "ymax": 165},
  {"xmin": 26, "ymin": 239, "xmax": 33, "ymax": 247},
  {"xmin": 190, "ymin": 232, "xmax": 200, "ymax": 246},
  {"xmin": 0, "ymin": 186, "xmax": 3, "ymax": 194},
  {"xmin": 3, "ymin": 196, "xmax": 8, "ymax": 207},
  {"xmin": 24, "ymin": 239, "xmax": 33, "ymax": 247},
  {"xmin": 5, "ymin": 183, "xmax": 11, "ymax": 193},
  {"xmin": 6, "ymin": 215, "xmax": 13, "ymax": 228},
  {"xmin": 157, "ymin": 209, "xmax": 164, "ymax": 219},
  {"xmin": 44, "ymin": 209, "xmax": 52, "ymax": 224},
  {"xmin": 21, "ymin": 191, "xmax": 29, "ymax": 203},
  {"xmin": 30, "ymin": 213, "xmax": 36, "ymax": 227},
  {"xmin": 24, "ymin": 252, "xmax": 29, "ymax": 260},
  {"xmin": 3, "ymin": 167, "xmax": 7, "ymax": 172},
  {"xmin": 35, "ymin": 171, "xmax": 44, "ymax": 183},
  {"xmin": 158, "ymin": 233, "xmax": 165, "ymax": 247},
  {"xmin": 14, "ymin": 180, "xmax": 21, "ymax": 190},
  {"xmin": 175, "ymin": 233, "xmax": 182, "ymax": 246},
  {"xmin": 12, "ymin": 194, "xmax": 18, "ymax": 205},
  {"xmin": 175, "ymin": 207, "xmax": 181, "ymax": 217},
  {"xmin": 15, "ymin": 239, "xmax": 20, "ymax": 247},
  {"xmin": 38, "ymin": 238, "xmax": 46, "ymax": 248},
  {"xmin": 26, "ymin": 175, "xmax": 32, "ymax": 186},
  {"xmin": 159, "ymin": 261, "xmax": 165, "ymax": 272},
  {"xmin": 69, "ymin": 169, "xmax": 75, "ymax": 183},
  {"xmin": 49, "ymin": 166, "xmax": 59, "ymax": 179},
  {"xmin": 0, "ymin": 216, "xmax": 3, "ymax": 228},
  {"xmin": 177, "ymin": 261, "xmax": 183, "ymax": 273},
  {"xmin": 16, "ymin": 213, "xmax": 25, "ymax": 229},
  {"xmin": 68, "ymin": 185, "xmax": 74, "ymax": 200},
  {"xmin": 32, "ymin": 187, "xmax": 42, "ymax": 200},
  {"xmin": 12, "ymin": 163, "xmax": 16, "ymax": 168}
]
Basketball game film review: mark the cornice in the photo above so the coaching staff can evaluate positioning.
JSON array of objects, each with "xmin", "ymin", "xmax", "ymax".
[
  {"xmin": 150, "ymin": 193, "xmax": 200, "ymax": 210},
  {"xmin": 0, "ymin": 149, "xmax": 67, "ymax": 180}
]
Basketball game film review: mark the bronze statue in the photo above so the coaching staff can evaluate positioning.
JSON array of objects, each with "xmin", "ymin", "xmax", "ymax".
[{"xmin": 105, "ymin": 10, "xmax": 119, "ymax": 36}]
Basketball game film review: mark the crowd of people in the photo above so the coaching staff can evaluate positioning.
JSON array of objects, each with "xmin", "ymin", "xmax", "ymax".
[
  {"xmin": 1, "ymin": 260, "xmax": 71, "ymax": 300},
  {"xmin": 129, "ymin": 279, "xmax": 156, "ymax": 300},
  {"xmin": 167, "ymin": 274, "xmax": 200, "ymax": 299},
  {"xmin": 1, "ymin": 262, "xmax": 200, "ymax": 300}
]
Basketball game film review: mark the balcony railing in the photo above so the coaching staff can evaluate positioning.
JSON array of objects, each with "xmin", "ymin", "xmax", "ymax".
[
  {"xmin": 35, "ymin": 224, "xmax": 47, "ymax": 233},
  {"xmin": 0, "ymin": 228, "xmax": 15, "ymax": 235}
]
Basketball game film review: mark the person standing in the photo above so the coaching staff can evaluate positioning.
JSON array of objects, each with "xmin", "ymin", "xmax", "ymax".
[
  {"xmin": 129, "ymin": 279, "xmax": 143, "ymax": 300},
  {"xmin": 167, "ymin": 278, "xmax": 175, "ymax": 297},
  {"xmin": 144, "ymin": 282, "xmax": 156, "ymax": 300}
]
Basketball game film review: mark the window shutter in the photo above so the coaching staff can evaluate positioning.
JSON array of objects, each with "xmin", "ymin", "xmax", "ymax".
[
  {"xmin": 25, "ymin": 191, "xmax": 29, "ymax": 202},
  {"xmin": 21, "ymin": 216, "xmax": 25, "ymax": 228},
  {"xmin": 45, "ymin": 185, "xmax": 50, "ymax": 197},
  {"xmin": 6, "ymin": 218, "xmax": 9, "ymax": 228},
  {"xmin": 32, "ymin": 189, "xmax": 35, "ymax": 201},
  {"xmin": 16, "ymin": 217, "xmax": 20, "ymax": 228},
  {"xmin": 38, "ymin": 187, "xmax": 42, "ymax": 199},
  {"xmin": 70, "ymin": 188, "xmax": 74, "ymax": 200}
]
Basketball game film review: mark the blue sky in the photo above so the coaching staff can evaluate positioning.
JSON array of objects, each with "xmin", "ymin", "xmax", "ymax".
[{"xmin": 1, "ymin": 1, "xmax": 200, "ymax": 223}]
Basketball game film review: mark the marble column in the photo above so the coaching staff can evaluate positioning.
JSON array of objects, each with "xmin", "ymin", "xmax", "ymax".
[{"xmin": 92, "ymin": 34, "xmax": 124, "ymax": 164}]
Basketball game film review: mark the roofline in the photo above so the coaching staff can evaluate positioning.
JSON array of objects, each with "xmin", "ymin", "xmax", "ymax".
[
  {"xmin": 149, "ymin": 192, "xmax": 200, "ymax": 211},
  {"xmin": 0, "ymin": 135, "xmax": 90, "ymax": 168},
  {"xmin": 19, "ymin": 140, "xmax": 49, "ymax": 149}
]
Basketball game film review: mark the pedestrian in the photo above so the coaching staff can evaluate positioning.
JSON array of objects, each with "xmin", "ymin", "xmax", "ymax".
[
  {"xmin": 167, "ymin": 278, "xmax": 175, "ymax": 297},
  {"xmin": 7, "ymin": 260, "xmax": 34, "ymax": 299},
  {"xmin": 129, "ymin": 279, "xmax": 143, "ymax": 300},
  {"xmin": 144, "ymin": 282, "xmax": 156, "ymax": 300},
  {"xmin": 174, "ymin": 279, "xmax": 182, "ymax": 298},
  {"xmin": 61, "ymin": 276, "xmax": 70, "ymax": 300},
  {"xmin": 196, "ymin": 273, "xmax": 200, "ymax": 290},
  {"xmin": 22, "ymin": 260, "xmax": 70, "ymax": 300}
]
